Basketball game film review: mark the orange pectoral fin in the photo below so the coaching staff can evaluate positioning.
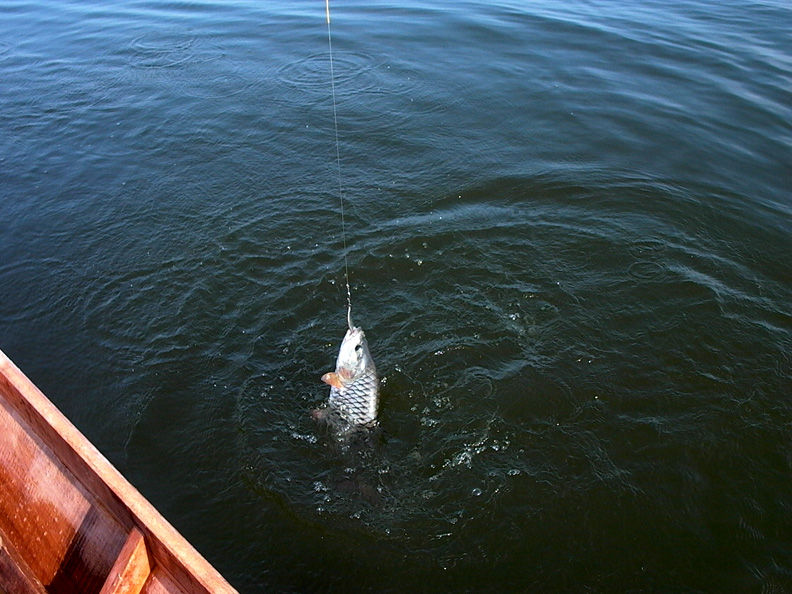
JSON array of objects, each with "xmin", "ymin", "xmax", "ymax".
[{"xmin": 321, "ymin": 372, "xmax": 344, "ymax": 389}]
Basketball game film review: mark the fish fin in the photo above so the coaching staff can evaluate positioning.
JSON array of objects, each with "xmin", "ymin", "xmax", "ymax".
[{"xmin": 321, "ymin": 372, "xmax": 344, "ymax": 389}]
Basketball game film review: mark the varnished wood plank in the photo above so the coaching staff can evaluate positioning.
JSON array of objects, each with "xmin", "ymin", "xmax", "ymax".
[
  {"xmin": 141, "ymin": 566, "xmax": 186, "ymax": 594},
  {"xmin": 99, "ymin": 528, "xmax": 151, "ymax": 594},
  {"xmin": 0, "ymin": 530, "xmax": 47, "ymax": 594},
  {"xmin": 48, "ymin": 505, "xmax": 128, "ymax": 594},
  {"xmin": 0, "ymin": 396, "xmax": 93, "ymax": 584},
  {"xmin": 0, "ymin": 350, "xmax": 237, "ymax": 594},
  {"xmin": 0, "ymin": 355, "xmax": 135, "ymax": 532},
  {"xmin": 0, "ymin": 396, "xmax": 127, "ymax": 593}
]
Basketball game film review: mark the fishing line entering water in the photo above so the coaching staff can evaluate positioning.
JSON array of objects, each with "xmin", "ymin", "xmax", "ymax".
[{"xmin": 326, "ymin": 0, "xmax": 353, "ymax": 330}]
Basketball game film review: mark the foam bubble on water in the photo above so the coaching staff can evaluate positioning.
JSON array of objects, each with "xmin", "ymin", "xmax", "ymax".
[{"xmin": 291, "ymin": 431, "xmax": 318, "ymax": 444}]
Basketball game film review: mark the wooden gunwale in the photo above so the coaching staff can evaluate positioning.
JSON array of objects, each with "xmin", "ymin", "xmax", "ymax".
[{"xmin": 0, "ymin": 349, "xmax": 238, "ymax": 594}]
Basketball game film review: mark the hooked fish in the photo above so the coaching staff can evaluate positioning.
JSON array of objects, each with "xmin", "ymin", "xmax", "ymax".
[{"xmin": 319, "ymin": 325, "xmax": 379, "ymax": 429}]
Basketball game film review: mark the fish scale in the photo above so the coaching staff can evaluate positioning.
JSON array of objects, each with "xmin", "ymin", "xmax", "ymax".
[{"xmin": 328, "ymin": 366, "xmax": 378, "ymax": 426}]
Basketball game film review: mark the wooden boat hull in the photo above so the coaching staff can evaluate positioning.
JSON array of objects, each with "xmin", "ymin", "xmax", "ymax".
[{"xmin": 0, "ymin": 349, "xmax": 238, "ymax": 594}]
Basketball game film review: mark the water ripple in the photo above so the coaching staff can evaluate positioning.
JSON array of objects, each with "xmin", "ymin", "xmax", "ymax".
[
  {"xmin": 128, "ymin": 30, "xmax": 203, "ymax": 69},
  {"xmin": 0, "ymin": 41, "xmax": 12, "ymax": 61},
  {"xmin": 3, "ymin": 0, "xmax": 791, "ymax": 590}
]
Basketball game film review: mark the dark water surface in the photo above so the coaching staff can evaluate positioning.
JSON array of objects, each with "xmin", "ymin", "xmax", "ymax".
[{"xmin": 2, "ymin": 0, "xmax": 791, "ymax": 591}]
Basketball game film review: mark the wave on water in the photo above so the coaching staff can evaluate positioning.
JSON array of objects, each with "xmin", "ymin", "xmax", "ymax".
[{"xmin": 224, "ymin": 172, "xmax": 792, "ymax": 587}]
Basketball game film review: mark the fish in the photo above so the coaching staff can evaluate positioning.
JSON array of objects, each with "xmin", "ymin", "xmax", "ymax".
[{"xmin": 318, "ymin": 325, "xmax": 379, "ymax": 429}]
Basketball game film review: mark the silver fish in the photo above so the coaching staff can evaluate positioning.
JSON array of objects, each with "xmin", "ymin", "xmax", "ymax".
[{"xmin": 320, "ymin": 325, "xmax": 379, "ymax": 428}]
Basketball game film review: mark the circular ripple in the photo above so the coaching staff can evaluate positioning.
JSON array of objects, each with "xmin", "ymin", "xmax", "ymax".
[
  {"xmin": 627, "ymin": 260, "xmax": 670, "ymax": 281},
  {"xmin": 278, "ymin": 51, "xmax": 370, "ymax": 91},
  {"xmin": 277, "ymin": 51, "xmax": 421, "ymax": 98},
  {"xmin": 128, "ymin": 31, "xmax": 203, "ymax": 69},
  {"xmin": 126, "ymin": 32, "xmax": 270, "ymax": 99}
]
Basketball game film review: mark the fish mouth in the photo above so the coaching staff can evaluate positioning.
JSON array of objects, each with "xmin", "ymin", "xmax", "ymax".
[{"xmin": 343, "ymin": 326, "xmax": 364, "ymax": 342}]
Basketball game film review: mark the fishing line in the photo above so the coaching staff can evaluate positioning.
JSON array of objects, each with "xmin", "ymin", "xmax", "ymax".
[{"xmin": 325, "ymin": 0, "xmax": 354, "ymax": 331}]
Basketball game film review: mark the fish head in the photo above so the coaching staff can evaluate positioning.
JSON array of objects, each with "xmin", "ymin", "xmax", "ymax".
[{"xmin": 334, "ymin": 326, "xmax": 376, "ymax": 383}]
